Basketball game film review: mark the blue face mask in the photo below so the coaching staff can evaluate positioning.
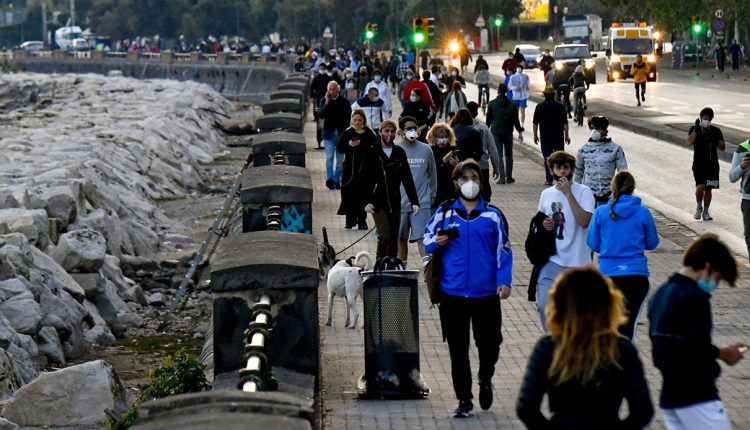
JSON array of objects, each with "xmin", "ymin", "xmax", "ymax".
[{"xmin": 697, "ymin": 277, "xmax": 718, "ymax": 294}]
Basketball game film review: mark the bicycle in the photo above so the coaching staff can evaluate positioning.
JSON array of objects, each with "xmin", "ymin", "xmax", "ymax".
[
  {"xmin": 573, "ymin": 87, "xmax": 586, "ymax": 127},
  {"xmin": 478, "ymin": 84, "xmax": 490, "ymax": 116}
]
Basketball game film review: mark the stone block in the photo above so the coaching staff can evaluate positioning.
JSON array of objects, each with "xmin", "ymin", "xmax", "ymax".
[
  {"xmin": 261, "ymin": 98, "xmax": 303, "ymax": 115},
  {"xmin": 255, "ymin": 113, "xmax": 303, "ymax": 133},
  {"xmin": 269, "ymin": 90, "xmax": 304, "ymax": 104},
  {"xmin": 251, "ymin": 132, "xmax": 306, "ymax": 168},
  {"xmin": 239, "ymin": 166, "xmax": 312, "ymax": 234}
]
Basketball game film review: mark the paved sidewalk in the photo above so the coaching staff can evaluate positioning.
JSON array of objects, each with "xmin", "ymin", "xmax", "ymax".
[{"xmin": 306, "ymin": 93, "xmax": 750, "ymax": 429}]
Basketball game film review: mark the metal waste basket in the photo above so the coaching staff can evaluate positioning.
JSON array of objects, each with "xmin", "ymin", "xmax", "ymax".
[{"xmin": 358, "ymin": 267, "xmax": 429, "ymax": 398}]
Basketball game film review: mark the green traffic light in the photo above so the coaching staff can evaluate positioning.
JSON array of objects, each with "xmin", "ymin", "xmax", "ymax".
[
  {"xmin": 414, "ymin": 32, "xmax": 425, "ymax": 44},
  {"xmin": 693, "ymin": 23, "xmax": 702, "ymax": 33},
  {"xmin": 366, "ymin": 30, "xmax": 374, "ymax": 39},
  {"xmin": 494, "ymin": 18, "xmax": 501, "ymax": 27}
]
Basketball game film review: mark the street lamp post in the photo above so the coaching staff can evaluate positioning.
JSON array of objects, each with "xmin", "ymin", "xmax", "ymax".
[{"xmin": 553, "ymin": 6, "xmax": 558, "ymax": 42}]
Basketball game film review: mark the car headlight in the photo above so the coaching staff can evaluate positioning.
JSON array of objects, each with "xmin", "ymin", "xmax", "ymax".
[
  {"xmin": 585, "ymin": 59, "xmax": 595, "ymax": 69},
  {"xmin": 555, "ymin": 62, "xmax": 564, "ymax": 70},
  {"xmin": 611, "ymin": 54, "xmax": 620, "ymax": 63},
  {"xmin": 647, "ymin": 54, "xmax": 656, "ymax": 62}
]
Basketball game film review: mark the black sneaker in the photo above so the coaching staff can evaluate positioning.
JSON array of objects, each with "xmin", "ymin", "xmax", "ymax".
[
  {"xmin": 358, "ymin": 222, "xmax": 368, "ymax": 230},
  {"xmin": 325, "ymin": 179, "xmax": 335, "ymax": 190},
  {"xmin": 453, "ymin": 399, "xmax": 474, "ymax": 418},
  {"xmin": 505, "ymin": 177, "xmax": 515, "ymax": 184},
  {"xmin": 479, "ymin": 382, "xmax": 493, "ymax": 410},
  {"xmin": 334, "ymin": 182, "xmax": 341, "ymax": 189},
  {"xmin": 642, "ymin": 94, "xmax": 645, "ymax": 102}
]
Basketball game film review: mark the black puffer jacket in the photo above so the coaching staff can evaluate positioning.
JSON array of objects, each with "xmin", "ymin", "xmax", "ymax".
[
  {"xmin": 360, "ymin": 144, "xmax": 419, "ymax": 213},
  {"xmin": 452, "ymin": 121, "xmax": 484, "ymax": 163},
  {"xmin": 517, "ymin": 336, "xmax": 654, "ymax": 430}
]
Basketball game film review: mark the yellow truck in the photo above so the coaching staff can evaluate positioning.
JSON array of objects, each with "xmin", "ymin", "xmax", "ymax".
[{"xmin": 604, "ymin": 22, "xmax": 658, "ymax": 82}]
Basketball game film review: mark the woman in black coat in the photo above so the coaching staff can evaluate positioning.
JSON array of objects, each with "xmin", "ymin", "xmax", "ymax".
[
  {"xmin": 449, "ymin": 108, "xmax": 484, "ymax": 163},
  {"xmin": 426, "ymin": 123, "xmax": 458, "ymax": 212},
  {"xmin": 336, "ymin": 109, "xmax": 378, "ymax": 229}
]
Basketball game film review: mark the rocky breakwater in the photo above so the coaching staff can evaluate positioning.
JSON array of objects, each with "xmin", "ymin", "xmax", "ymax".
[{"xmin": 0, "ymin": 73, "xmax": 230, "ymax": 426}]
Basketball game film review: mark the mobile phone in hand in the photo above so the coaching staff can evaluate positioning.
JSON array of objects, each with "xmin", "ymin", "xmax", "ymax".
[
  {"xmin": 739, "ymin": 345, "xmax": 749, "ymax": 354},
  {"xmin": 438, "ymin": 227, "xmax": 460, "ymax": 239}
]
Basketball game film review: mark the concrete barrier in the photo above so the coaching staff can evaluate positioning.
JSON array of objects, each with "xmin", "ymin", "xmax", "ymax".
[
  {"xmin": 255, "ymin": 113, "xmax": 304, "ymax": 133},
  {"xmin": 239, "ymin": 165, "xmax": 312, "ymax": 233},
  {"xmin": 210, "ymin": 231, "xmax": 319, "ymax": 375},
  {"xmin": 251, "ymin": 132, "xmax": 307, "ymax": 168},
  {"xmin": 269, "ymin": 89, "xmax": 305, "ymax": 104},
  {"xmin": 261, "ymin": 98, "xmax": 304, "ymax": 115}
]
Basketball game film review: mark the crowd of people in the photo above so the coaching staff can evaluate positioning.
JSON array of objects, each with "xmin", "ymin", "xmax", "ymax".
[{"xmin": 310, "ymin": 47, "xmax": 747, "ymax": 428}]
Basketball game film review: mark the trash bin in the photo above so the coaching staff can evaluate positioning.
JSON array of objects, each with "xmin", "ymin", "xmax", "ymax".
[{"xmin": 358, "ymin": 267, "xmax": 429, "ymax": 398}]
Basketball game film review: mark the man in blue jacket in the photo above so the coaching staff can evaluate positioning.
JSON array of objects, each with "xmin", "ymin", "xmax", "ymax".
[
  {"xmin": 424, "ymin": 159, "xmax": 512, "ymax": 418},
  {"xmin": 648, "ymin": 234, "xmax": 744, "ymax": 430}
]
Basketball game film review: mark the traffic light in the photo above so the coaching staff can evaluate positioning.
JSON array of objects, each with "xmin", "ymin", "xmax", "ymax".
[
  {"xmin": 692, "ymin": 16, "xmax": 703, "ymax": 34},
  {"xmin": 427, "ymin": 17, "xmax": 435, "ymax": 39},
  {"xmin": 494, "ymin": 14, "xmax": 504, "ymax": 28},
  {"xmin": 413, "ymin": 16, "xmax": 428, "ymax": 44},
  {"xmin": 365, "ymin": 22, "xmax": 377, "ymax": 40}
]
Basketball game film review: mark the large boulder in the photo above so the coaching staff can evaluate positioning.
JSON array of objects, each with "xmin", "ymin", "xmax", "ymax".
[
  {"xmin": 28, "ymin": 247, "xmax": 86, "ymax": 301},
  {"xmin": 27, "ymin": 184, "xmax": 85, "ymax": 229},
  {"xmin": 84, "ymin": 325, "xmax": 116, "ymax": 347},
  {"xmin": 69, "ymin": 208, "xmax": 132, "ymax": 257},
  {"xmin": 0, "ymin": 295, "xmax": 42, "ymax": 335},
  {"xmin": 3, "ymin": 360, "xmax": 131, "ymax": 427},
  {"xmin": 35, "ymin": 326, "xmax": 65, "ymax": 366},
  {"xmin": 0, "ymin": 348, "xmax": 24, "ymax": 401},
  {"xmin": 0, "ymin": 209, "xmax": 50, "ymax": 250},
  {"xmin": 51, "ymin": 229, "xmax": 106, "ymax": 272}
]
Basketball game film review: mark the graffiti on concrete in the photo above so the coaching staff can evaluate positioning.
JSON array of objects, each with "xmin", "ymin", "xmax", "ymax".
[{"xmin": 282, "ymin": 204, "xmax": 309, "ymax": 233}]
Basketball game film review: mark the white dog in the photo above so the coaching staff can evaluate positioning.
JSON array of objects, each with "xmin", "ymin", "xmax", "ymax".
[{"xmin": 325, "ymin": 251, "xmax": 372, "ymax": 329}]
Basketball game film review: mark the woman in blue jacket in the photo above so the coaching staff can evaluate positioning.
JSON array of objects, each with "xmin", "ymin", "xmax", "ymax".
[
  {"xmin": 587, "ymin": 171, "xmax": 659, "ymax": 340},
  {"xmin": 424, "ymin": 159, "xmax": 513, "ymax": 418}
]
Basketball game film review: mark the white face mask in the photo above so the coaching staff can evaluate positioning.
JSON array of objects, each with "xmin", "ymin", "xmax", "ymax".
[
  {"xmin": 319, "ymin": 69, "xmax": 327, "ymax": 74},
  {"xmin": 345, "ymin": 82, "xmax": 355, "ymax": 89},
  {"xmin": 370, "ymin": 95, "xmax": 379, "ymax": 102},
  {"xmin": 405, "ymin": 129, "xmax": 419, "ymax": 140},
  {"xmin": 701, "ymin": 119, "xmax": 711, "ymax": 128},
  {"xmin": 374, "ymin": 75, "xmax": 382, "ymax": 82},
  {"xmin": 410, "ymin": 95, "xmax": 418, "ymax": 102},
  {"xmin": 589, "ymin": 129, "xmax": 602, "ymax": 141},
  {"xmin": 516, "ymin": 68, "xmax": 523, "ymax": 74},
  {"xmin": 451, "ymin": 71, "xmax": 458, "ymax": 76},
  {"xmin": 345, "ymin": 73, "xmax": 352, "ymax": 78},
  {"xmin": 459, "ymin": 180, "xmax": 480, "ymax": 200}
]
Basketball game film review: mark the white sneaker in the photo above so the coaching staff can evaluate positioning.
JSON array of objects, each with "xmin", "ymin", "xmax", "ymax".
[
  {"xmin": 702, "ymin": 209, "xmax": 713, "ymax": 221},
  {"xmin": 422, "ymin": 256, "xmax": 431, "ymax": 267},
  {"xmin": 694, "ymin": 206, "xmax": 703, "ymax": 220}
]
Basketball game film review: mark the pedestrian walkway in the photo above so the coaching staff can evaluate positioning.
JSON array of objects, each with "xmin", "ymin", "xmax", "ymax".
[{"xmin": 306, "ymin": 87, "xmax": 750, "ymax": 429}]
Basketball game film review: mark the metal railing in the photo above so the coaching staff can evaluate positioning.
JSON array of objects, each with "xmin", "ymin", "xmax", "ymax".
[{"xmin": 238, "ymin": 295, "xmax": 277, "ymax": 392}]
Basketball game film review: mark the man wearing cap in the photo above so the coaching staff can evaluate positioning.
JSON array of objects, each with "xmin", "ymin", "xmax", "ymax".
[{"xmin": 533, "ymin": 87, "xmax": 571, "ymax": 185}]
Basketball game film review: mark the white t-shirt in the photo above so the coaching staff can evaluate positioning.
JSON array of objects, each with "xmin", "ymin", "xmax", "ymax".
[{"xmin": 538, "ymin": 182, "xmax": 595, "ymax": 268}]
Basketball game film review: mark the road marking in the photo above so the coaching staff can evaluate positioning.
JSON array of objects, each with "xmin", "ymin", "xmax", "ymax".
[{"xmin": 655, "ymin": 97, "xmax": 690, "ymax": 105}]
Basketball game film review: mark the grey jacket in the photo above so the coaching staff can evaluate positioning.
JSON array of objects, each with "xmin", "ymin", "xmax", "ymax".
[
  {"xmin": 397, "ymin": 140, "xmax": 438, "ymax": 211},
  {"xmin": 473, "ymin": 119, "xmax": 500, "ymax": 173},
  {"xmin": 574, "ymin": 138, "xmax": 628, "ymax": 197},
  {"xmin": 728, "ymin": 140, "xmax": 750, "ymax": 199}
]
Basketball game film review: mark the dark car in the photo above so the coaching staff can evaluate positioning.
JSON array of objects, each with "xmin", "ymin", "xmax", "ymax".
[{"xmin": 552, "ymin": 44, "xmax": 597, "ymax": 84}]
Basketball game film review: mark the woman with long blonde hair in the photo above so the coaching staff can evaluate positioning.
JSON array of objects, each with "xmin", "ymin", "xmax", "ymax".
[{"xmin": 517, "ymin": 267, "xmax": 653, "ymax": 429}]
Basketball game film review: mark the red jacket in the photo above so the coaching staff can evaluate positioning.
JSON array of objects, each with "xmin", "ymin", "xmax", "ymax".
[{"xmin": 402, "ymin": 81, "xmax": 434, "ymax": 107}]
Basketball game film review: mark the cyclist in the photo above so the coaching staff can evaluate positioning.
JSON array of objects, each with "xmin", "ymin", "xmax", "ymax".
[
  {"xmin": 568, "ymin": 65, "xmax": 590, "ymax": 111},
  {"xmin": 474, "ymin": 64, "xmax": 491, "ymax": 109}
]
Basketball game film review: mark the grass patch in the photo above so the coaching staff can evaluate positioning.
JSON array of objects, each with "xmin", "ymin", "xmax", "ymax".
[{"xmin": 197, "ymin": 210, "xmax": 220, "ymax": 221}]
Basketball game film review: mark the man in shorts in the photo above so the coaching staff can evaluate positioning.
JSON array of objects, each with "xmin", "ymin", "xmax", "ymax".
[
  {"xmin": 688, "ymin": 107, "xmax": 725, "ymax": 221},
  {"xmin": 397, "ymin": 116, "xmax": 437, "ymax": 266},
  {"xmin": 507, "ymin": 64, "xmax": 530, "ymax": 128}
]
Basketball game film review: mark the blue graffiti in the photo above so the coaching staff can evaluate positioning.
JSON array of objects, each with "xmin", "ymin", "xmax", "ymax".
[{"xmin": 281, "ymin": 204, "xmax": 309, "ymax": 233}]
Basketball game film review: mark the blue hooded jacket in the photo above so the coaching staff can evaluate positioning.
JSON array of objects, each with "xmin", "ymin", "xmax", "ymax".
[
  {"xmin": 587, "ymin": 194, "xmax": 659, "ymax": 277},
  {"xmin": 424, "ymin": 198, "xmax": 512, "ymax": 298}
]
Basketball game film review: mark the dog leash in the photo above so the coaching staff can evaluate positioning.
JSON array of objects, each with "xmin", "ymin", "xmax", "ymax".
[{"xmin": 334, "ymin": 226, "xmax": 375, "ymax": 256}]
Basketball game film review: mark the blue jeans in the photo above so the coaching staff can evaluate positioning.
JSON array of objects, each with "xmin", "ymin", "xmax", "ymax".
[
  {"xmin": 536, "ymin": 261, "xmax": 566, "ymax": 331},
  {"xmin": 323, "ymin": 131, "xmax": 343, "ymax": 182}
]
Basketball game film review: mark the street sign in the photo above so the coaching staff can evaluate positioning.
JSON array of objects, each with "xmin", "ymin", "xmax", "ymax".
[
  {"xmin": 475, "ymin": 15, "xmax": 485, "ymax": 27},
  {"xmin": 323, "ymin": 26, "xmax": 333, "ymax": 38},
  {"xmin": 714, "ymin": 19, "xmax": 724, "ymax": 31},
  {"xmin": 715, "ymin": 9, "xmax": 724, "ymax": 19}
]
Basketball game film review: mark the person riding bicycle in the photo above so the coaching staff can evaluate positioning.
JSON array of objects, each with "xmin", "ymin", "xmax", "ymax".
[
  {"xmin": 568, "ymin": 65, "xmax": 590, "ymax": 111},
  {"xmin": 552, "ymin": 71, "xmax": 572, "ymax": 119},
  {"xmin": 474, "ymin": 64, "xmax": 491, "ymax": 108}
]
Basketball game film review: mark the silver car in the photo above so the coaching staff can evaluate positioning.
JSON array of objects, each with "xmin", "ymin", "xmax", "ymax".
[{"xmin": 514, "ymin": 44, "xmax": 542, "ymax": 68}]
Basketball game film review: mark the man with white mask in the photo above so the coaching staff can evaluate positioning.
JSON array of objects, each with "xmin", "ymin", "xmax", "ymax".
[
  {"xmin": 574, "ymin": 115, "xmax": 628, "ymax": 207},
  {"xmin": 423, "ymin": 159, "xmax": 512, "ymax": 418},
  {"xmin": 397, "ymin": 116, "xmax": 437, "ymax": 266},
  {"xmin": 507, "ymin": 63, "xmax": 530, "ymax": 128},
  {"xmin": 364, "ymin": 68, "xmax": 392, "ymax": 118}
]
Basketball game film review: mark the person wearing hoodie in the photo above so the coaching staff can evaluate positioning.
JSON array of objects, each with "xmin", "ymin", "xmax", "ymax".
[
  {"xmin": 486, "ymin": 83, "xmax": 524, "ymax": 184},
  {"xmin": 424, "ymin": 159, "xmax": 512, "ymax": 418},
  {"xmin": 574, "ymin": 115, "xmax": 628, "ymax": 207},
  {"xmin": 728, "ymin": 138, "xmax": 750, "ymax": 261},
  {"xmin": 351, "ymin": 86, "xmax": 389, "ymax": 133},
  {"xmin": 364, "ymin": 68, "xmax": 393, "ymax": 118},
  {"xmin": 507, "ymin": 63, "xmax": 531, "ymax": 128},
  {"xmin": 587, "ymin": 171, "xmax": 659, "ymax": 340}
]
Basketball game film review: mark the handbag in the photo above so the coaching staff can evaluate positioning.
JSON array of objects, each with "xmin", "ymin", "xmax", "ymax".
[{"xmin": 424, "ymin": 200, "xmax": 453, "ymax": 305}]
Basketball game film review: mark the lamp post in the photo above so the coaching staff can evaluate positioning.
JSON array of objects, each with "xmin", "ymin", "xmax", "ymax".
[{"xmin": 553, "ymin": 6, "xmax": 558, "ymax": 42}]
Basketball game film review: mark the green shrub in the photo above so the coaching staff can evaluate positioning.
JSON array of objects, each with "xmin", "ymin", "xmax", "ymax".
[{"xmin": 106, "ymin": 349, "xmax": 210, "ymax": 429}]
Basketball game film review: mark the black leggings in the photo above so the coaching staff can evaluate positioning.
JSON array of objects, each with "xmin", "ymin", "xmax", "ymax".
[
  {"xmin": 634, "ymin": 82, "xmax": 646, "ymax": 97},
  {"xmin": 610, "ymin": 275, "xmax": 650, "ymax": 340}
]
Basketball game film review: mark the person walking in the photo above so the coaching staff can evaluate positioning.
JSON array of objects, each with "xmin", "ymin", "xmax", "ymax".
[
  {"xmin": 508, "ymin": 64, "xmax": 531, "ymax": 128},
  {"xmin": 311, "ymin": 64, "xmax": 334, "ymax": 146},
  {"xmin": 449, "ymin": 108, "xmax": 484, "ymax": 164},
  {"xmin": 336, "ymin": 109, "xmax": 378, "ymax": 229},
  {"xmin": 403, "ymin": 71, "xmax": 435, "ymax": 108},
  {"xmin": 364, "ymin": 68, "xmax": 393, "ymax": 119},
  {"xmin": 401, "ymin": 88, "xmax": 432, "ymax": 133},
  {"xmin": 422, "ymin": 70, "xmax": 442, "ymax": 121},
  {"xmin": 630, "ymin": 55, "xmax": 650, "ymax": 106},
  {"xmin": 319, "ymin": 81, "xmax": 351, "ymax": 190},
  {"xmin": 424, "ymin": 159, "xmax": 512, "ymax": 418},
  {"xmin": 728, "ymin": 138, "xmax": 750, "ymax": 261},
  {"xmin": 535, "ymin": 151, "xmax": 595, "ymax": 330},
  {"xmin": 361, "ymin": 119, "xmax": 419, "ymax": 258},
  {"xmin": 648, "ymin": 234, "xmax": 744, "ymax": 430},
  {"xmin": 486, "ymin": 83, "xmax": 524, "ymax": 184},
  {"xmin": 445, "ymin": 67, "xmax": 467, "ymax": 91},
  {"xmin": 688, "ymin": 107, "xmax": 725, "ymax": 221},
  {"xmin": 715, "ymin": 42, "xmax": 727, "ymax": 73},
  {"xmin": 343, "ymin": 76, "xmax": 360, "ymax": 104},
  {"xmin": 574, "ymin": 116, "xmax": 628, "ymax": 207},
  {"xmin": 517, "ymin": 267, "xmax": 654, "ymax": 429},
  {"xmin": 351, "ymin": 86, "xmax": 389, "ymax": 133},
  {"xmin": 426, "ymin": 123, "xmax": 459, "ymax": 212},
  {"xmin": 729, "ymin": 39, "xmax": 743, "ymax": 71},
  {"xmin": 587, "ymin": 171, "xmax": 660, "ymax": 340},
  {"xmin": 443, "ymin": 81, "xmax": 469, "ymax": 121},
  {"xmin": 467, "ymin": 102, "xmax": 501, "ymax": 202},
  {"xmin": 533, "ymin": 87, "xmax": 570, "ymax": 185},
  {"xmin": 397, "ymin": 116, "xmax": 437, "ymax": 266}
]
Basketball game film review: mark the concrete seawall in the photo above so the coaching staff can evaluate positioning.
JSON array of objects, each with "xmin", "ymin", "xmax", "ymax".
[{"xmin": 13, "ymin": 58, "xmax": 290, "ymax": 103}]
